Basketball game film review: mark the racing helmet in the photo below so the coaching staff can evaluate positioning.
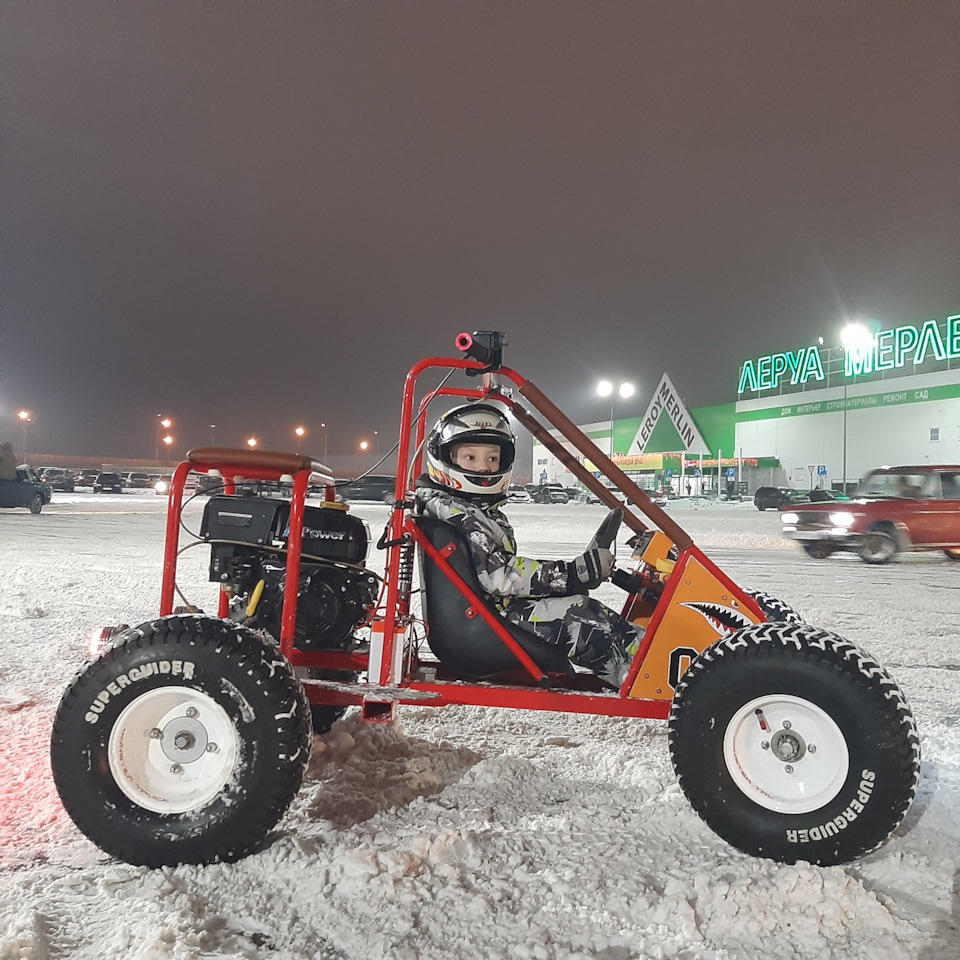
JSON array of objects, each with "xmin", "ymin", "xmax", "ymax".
[{"xmin": 426, "ymin": 403, "xmax": 515, "ymax": 496}]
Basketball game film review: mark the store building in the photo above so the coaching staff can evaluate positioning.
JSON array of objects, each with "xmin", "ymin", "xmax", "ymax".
[{"xmin": 531, "ymin": 314, "xmax": 960, "ymax": 495}]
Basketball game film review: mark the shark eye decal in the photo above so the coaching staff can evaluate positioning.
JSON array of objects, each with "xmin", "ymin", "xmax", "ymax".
[{"xmin": 680, "ymin": 601, "xmax": 754, "ymax": 637}]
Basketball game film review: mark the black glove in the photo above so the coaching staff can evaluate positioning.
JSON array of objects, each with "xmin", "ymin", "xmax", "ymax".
[{"xmin": 567, "ymin": 547, "xmax": 614, "ymax": 591}]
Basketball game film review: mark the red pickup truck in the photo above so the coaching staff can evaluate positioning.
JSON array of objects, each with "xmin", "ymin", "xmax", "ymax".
[{"xmin": 781, "ymin": 464, "xmax": 960, "ymax": 563}]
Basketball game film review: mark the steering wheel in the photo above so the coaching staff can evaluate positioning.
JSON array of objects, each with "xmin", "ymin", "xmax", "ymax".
[{"xmin": 590, "ymin": 507, "xmax": 623, "ymax": 552}]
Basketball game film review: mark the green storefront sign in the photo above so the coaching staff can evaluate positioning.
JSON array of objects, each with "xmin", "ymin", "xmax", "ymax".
[{"xmin": 738, "ymin": 315, "xmax": 960, "ymax": 395}]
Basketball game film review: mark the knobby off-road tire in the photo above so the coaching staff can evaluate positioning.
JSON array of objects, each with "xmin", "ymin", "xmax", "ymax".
[
  {"xmin": 50, "ymin": 615, "xmax": 312, "ymax": 868},
  {"xmin": 668, "ymin": 623, "xmax": 919, "ymax": 866},
  {"xmin": 744, "ymin": 589, "xmax": 804, "ymax": 624}
]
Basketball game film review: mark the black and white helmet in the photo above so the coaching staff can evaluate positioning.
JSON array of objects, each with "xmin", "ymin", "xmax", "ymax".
[{"xmin": 426, "ymin": 403, "xmax": 515, "ymax": 496}]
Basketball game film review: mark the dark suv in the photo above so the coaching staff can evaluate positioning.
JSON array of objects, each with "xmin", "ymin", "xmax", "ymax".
[
  {"xmin": 41, "ymin": 468, "xmax": 75, "ymax": 492},
  {"xmin": 753, "ymin": 486, "xmax": 796, "ymax": 511},
  {"xmin": 93, "ymin": 472, "xmax": 124, "ymax": 494},
  {"xmin": 335, "ymin": 475, "xmax": 396, "ymax": 503},
  {"xmin": 782, "ymin": 464, "xmax": 960, "ymax": 563}
]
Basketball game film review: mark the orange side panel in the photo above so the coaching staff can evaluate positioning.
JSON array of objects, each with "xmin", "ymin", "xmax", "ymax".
[{"xmin": 627, "ymin": 555, "xmax": 764, "ymax": 701}]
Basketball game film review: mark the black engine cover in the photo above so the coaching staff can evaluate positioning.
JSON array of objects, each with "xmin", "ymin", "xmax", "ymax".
[{"xmin": 201, "ymin": 495, "xmax": 367, "ymax": 563}]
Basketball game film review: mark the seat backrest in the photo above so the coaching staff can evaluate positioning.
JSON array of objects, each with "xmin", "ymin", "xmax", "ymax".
[{"xmin": 413, "ymin": 515, "xmax": 572, "ymax": 680}]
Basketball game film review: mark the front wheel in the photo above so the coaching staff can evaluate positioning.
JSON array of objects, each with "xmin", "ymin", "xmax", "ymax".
[
  {"xmin": 668, "ymin": 623, "xmax": 919, "ymax": 865},
  {"xmin": 803, "ymin": 543, "xmax": 835, "ymax": 560},
  {"xmin": 860, "ymin": 529, "xmax": 898, "ymax": 564},
  {"xmin": 50, "ymin": 615, "xmax": 312, "ymax": 867},
  {"xmin": 28, "ymin": 494, "xmax": 43, "ymax": 514},
  {"xmin": 744, "ymin": 589, "xmax": 804, "ymax": 624},
  {"xmin": 943, "ymin": 548, "xmax": 960, "ymax": 561}
]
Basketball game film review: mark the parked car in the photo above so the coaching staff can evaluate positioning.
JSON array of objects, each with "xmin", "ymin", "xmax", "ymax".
[
  {"xmin": 505, "ymin": 484, "xmax": 533, "ymax": 503},
  {"xmin": 93, "ymin": 472, "xmax": 124, "ymax": 494},
  {"xmin": 75, "ymin": 469, "xmax": 100, "ymax": 489},
  {"xmin": 0, "ymin": 466, "xmax": 52, "ymax": 513},
  {"xmin": 124, "ymin": 472, "xmax": 152, "ymax": 489},
  {"xmin": 153, "ymin": 475, "xmax": 173, "ymax": 496},
  {"xmin": 526, "ymin": 483, "xmax": 571, "ymax": 504},
  {"xmin": 753, "ymin": 486, "xmax": 800, "ymax": 511},
  {"xmin": 40, "ymin": 467, "xmax": 75, "ymax": 492},
  {"xmin": 805, "ymin": 488, "xmax": 848, "ymax": 503},
  {"xmin": 782, "ymin": 464, "xmax": 960, "ymax": 563},
  {"xmin": 335, "ymin": 475, "xmax": 396, "ymax": 503}
]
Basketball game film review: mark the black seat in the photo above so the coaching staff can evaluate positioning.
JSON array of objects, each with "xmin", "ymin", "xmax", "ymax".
[{"xmin": 413, "ymin": 516, "xmax": 573, "ymax": 681}]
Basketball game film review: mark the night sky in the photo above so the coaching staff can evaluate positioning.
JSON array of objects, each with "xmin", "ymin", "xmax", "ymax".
[{"xmin": 2, "ymin": 1, "xmax": 957, "ymax": 469}]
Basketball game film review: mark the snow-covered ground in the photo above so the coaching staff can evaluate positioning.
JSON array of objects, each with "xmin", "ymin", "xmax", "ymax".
[{"xmin": 1, "ymin": 493, "xmax": 958, "ymax": 959}]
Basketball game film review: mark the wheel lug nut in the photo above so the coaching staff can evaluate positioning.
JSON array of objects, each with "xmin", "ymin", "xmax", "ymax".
[
  {"xmin": 761, "ymin": 740, "xmax": 770, "ymax": 750},
  {"xmin": 170, "ymin": 764, "xmax": 183, "ymax": 775},
  {"xmin": 149, "ymin": 728, "xmax": 163, "ymax": 740},
  {"xmin": 784, "ymin": 765, "xmax": 794, "ymax": 774},
  {"xmin": 185, "ymin": 706, "xmax": 199, "ymax": 719},
  {"xmin": 808, "ymin": 744, "xmax": 817, "ymax": 754},
  {"xmin": 782, "ymin": 720, "xmax": 792, "ymax": 729},
  {"xmin": 206, "ymin": 742, "xmax": 219, "ymax": 754}
]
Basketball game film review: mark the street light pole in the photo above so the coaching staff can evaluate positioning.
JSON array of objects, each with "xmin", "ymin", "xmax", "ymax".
[
  {"xmin": 839, "ymin": 323, "xmax": 873, "ymax": 494},
  {"xmin": 321, "ymin": 422, "xmax": 327, "ymax": 464},
  {"xmin": 17, "ymin": 410, "xmax": 31, "ymax": 463},
  {"xmin": 597, "ymin": 381, "xmax": 635, "ymax": 455},
  {"xmin": 842, "ymin": 375, "xmax": 848, "ymax": 492},
  {"xmin": 156, "ymin": 415, "xmax": 172, "ymax": 462}
]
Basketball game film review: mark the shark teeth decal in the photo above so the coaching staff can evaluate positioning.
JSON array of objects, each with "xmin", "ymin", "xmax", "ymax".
[{"xmin": 680, "ymin": 601, "xmax": 754, "ymax": 637}]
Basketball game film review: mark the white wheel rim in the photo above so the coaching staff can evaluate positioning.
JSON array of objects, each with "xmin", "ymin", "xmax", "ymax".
[
  {"xmin": 723, "ymin": 694, "xmax": 849, "ymax": 814},
  {"xmin": 108, "ymin": 686, "xmax": 239, "ymax": 814}
]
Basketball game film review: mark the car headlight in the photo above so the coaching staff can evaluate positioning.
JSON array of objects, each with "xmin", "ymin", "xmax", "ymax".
[
  {"xmin": 829, "ymin": 511, "xmax": 855, "ymax": 527},
  {"xmin": 781, "ymin": 511, "xmax": 800, "ymax": 524},
  {"xmin": 155, "ymin": 480, "xmax": 169, "ymax": 493}
]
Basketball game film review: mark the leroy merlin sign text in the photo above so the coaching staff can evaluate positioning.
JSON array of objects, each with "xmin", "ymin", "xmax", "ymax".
[{"xmin": 738, "ymin": 315, "xmax": 960, "ymax": 395}]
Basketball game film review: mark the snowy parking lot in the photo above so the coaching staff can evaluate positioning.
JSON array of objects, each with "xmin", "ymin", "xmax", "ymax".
[{"xmin": 1, "ymin": 492, "xmax": 958, "ymax": 958}]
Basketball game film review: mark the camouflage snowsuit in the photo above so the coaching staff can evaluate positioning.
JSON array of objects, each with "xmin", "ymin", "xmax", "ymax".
[{"xmin": 415, "ymin": 481, "xmax": 642, "ymax": 687}]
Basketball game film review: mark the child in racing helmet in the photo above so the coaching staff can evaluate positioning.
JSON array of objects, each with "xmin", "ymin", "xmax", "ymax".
[{"xmin": 415, "ymin": 402, "xmax": 643, "ymax": 689}]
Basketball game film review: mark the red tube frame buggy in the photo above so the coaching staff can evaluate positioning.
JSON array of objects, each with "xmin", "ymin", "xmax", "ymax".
[{"xmin": 51, "ymin": 332, "xmax": 919, "ymax": 868}]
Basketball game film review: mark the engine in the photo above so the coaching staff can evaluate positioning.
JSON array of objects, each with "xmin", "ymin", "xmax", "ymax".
[{"xmin": 200, "ymin": 495, "xmax": 377, "ymax": 650}]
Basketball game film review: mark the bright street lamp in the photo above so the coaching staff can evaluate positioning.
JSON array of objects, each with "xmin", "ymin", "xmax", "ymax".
[
  {"xmin": 839, "ymin": 322, "xmax": 874, "ymax": 491},
  {"xmin": 17, "ymin": 410, "xmax": 31, "ymax": 463},
  {"xmin": 596, "ymin": 380, "xmax": 636, "ymax": 455},
  {"xmin": 247, "ymin": 437, "xmax": 257, "ymax": 449},
  {"xmin": 321, "ymin": 422, "xmax": 327, "ymax": 463},
  {"xmin": 295, "ymin": 426, "xmax": 305, "ymax": 454},
  {"xmin": 359, "ymin": 440, "xmax": 369, "ymax": 452}
]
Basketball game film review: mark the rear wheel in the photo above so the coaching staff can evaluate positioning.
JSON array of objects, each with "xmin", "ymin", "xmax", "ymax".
[
  {"xmin": 860, "ymin": 529, "xmax": 898, "ymax": 564},
  {"xmin": 669, "ymin": 623, "xmax": 919, "ymax": 865},
  {"xmin": 28, "ymin": 494, "xmax": 43, "ymax": 514},
  {"xmin": 50, "ymin": 615, "xmax": 312, "ymax": 867},
  {"xmin": 803, "ymin": 543, "xmax": 835, "ymax": 560},
  {"xmin": 943, "ymin": 549, "xmax": 960, "ymax": 561}
]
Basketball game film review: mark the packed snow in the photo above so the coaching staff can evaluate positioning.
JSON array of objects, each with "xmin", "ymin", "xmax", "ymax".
[{"xmin": 1, "ymin": 492, "xmax": 958, "ymax": 959}]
